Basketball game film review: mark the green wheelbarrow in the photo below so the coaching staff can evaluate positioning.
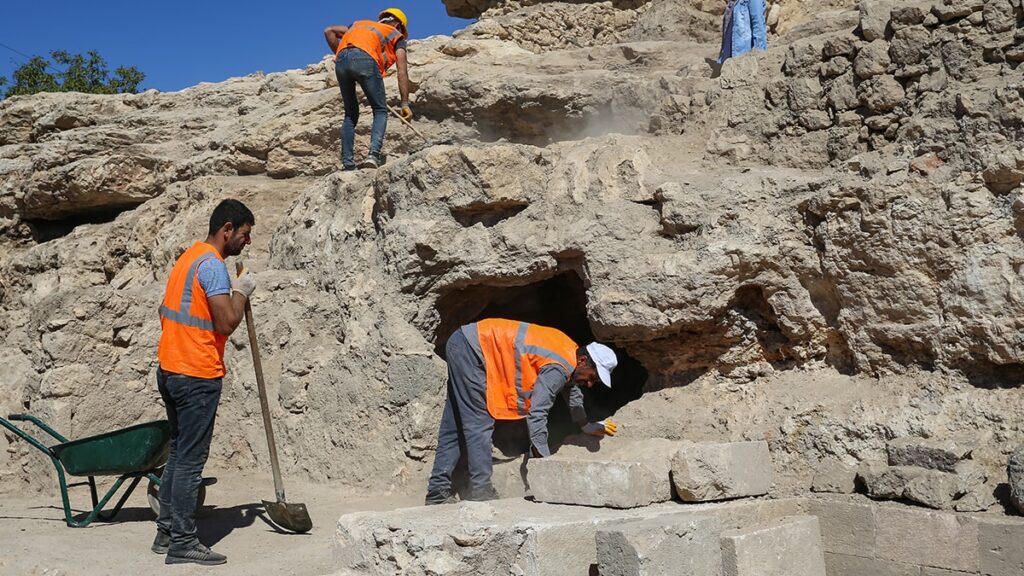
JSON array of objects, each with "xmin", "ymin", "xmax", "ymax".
[{"xmin": 0, "ymin": 413, "xmax": 207, "ymax": 527}]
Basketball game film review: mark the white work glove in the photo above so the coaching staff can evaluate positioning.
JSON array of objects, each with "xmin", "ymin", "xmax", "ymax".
[
  {"xmin": 582, "ymin": 419, "xmax": 618, "ymax": 437},
  {"xmin": 231, "ymin": 269, "xmax": 257, "ymax": 299}
]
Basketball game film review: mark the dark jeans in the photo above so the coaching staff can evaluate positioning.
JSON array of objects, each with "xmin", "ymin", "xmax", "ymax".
[
  {"xmin": 334, "ymin": 48, "xmax": 388, "ymax": 166},
  {"xmin": 156, "ymin": 368, "xmax": 222, "ymax": 552},
  {"xmin": 427, "ymin": 329, "xmax": 495, "ymax": 495}
]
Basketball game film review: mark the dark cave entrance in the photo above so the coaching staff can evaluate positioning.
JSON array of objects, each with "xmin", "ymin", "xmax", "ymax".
[{"xmin": 434, "ymin": 271, "xmax": 648, "ymax": 454}]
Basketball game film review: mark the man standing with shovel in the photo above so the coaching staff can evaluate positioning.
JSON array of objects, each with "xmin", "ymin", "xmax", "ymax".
[
  {"xmin": 152, "ymin": 199, "xmax": 256, "ymax": 565},
  {"xmin": 324, "ymin": 8, "xmax": 412, "ymax": 170}
]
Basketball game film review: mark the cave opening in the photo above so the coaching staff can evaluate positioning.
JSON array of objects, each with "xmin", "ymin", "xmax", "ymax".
[
  {"xmin": 433, "ymin": 271, "xmax": 648, "ymax": 455},
  {"xmin": 26, "ymin": 203, "xmax": 140, "ymax": 243}
]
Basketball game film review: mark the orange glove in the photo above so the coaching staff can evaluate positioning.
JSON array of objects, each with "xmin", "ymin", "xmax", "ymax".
[
  {"xmin": 399, "ymin": 101, "xmax": 413, "ymax": 121},
  {"xmin": 583, "ymin": 419, "xmax": 618, "ymax": 437}
]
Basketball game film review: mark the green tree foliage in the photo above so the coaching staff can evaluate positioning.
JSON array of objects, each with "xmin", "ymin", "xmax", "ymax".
[{"xmin": 0, "ymin": 50, "xmax": 144, "ymax": 99}]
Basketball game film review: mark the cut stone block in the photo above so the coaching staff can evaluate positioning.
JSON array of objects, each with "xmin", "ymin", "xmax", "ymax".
[
  {"xmin": 671, "ymin": 441, "xmax": 772, "ymax": 502},
  {"xmin": 805, "ymin": 497, "xmax": 876, "ymax": 556},
  {"xmin": 977, "ymin": 517, "xmax": 1024, "ymax": 576},
  {"xmin": 720, "ymin": 515, "xmax": 826, "ymax": 576},
  {"xmin": 811, "ymin": 461, "xmax": 858, "ymax": 494},
  {"xmin": 887, "ymin": 436, "xmax": 975, "ymax": 472},
  {"xmin": 596, "ymin": 514, "xmax": 723, "ymax": 576},
  {"xmin": 874, "ymin": 504, "xmax": 979, "ymax": 573},
  {"xmin": 528, "ymin": 438, "xmax": 681, "ymax": 508},
  {"xmin": 824, "ymin": 552, "xmax": 919, "ymax": 576}
]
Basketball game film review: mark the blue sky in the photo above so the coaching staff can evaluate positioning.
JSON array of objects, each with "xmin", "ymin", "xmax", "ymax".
[{"xmin": 0, "ymin": 1, "xmax": 468, "ymax": 92}]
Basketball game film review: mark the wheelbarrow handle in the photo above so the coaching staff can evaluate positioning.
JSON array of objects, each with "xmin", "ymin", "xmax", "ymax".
[{"xmin": 8, "ymin": 413, "xmax": 26, "ymax": 421}]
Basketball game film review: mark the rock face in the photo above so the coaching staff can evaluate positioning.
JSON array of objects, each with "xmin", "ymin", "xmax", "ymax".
[{"xmin": 2, "ymin": 0, "xmax": 1024, "ymax": 499}]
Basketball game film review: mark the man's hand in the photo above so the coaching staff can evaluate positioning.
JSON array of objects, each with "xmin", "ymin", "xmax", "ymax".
[
  {"xmin": 399, "ymin": 101, "xmax": 413, "ymax": 121},
  {"xmin": 231, "ymin": 269, "xmax": 257, "ymax": 299},
  {"xmin": 582, "ymin": 419, "xmax": 618, "ymax": 437}
]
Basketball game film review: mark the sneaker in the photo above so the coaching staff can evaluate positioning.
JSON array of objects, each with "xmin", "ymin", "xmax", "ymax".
[
  {"xmin": 165, "ymin": 543, "xmax": 227, "ymax": 566},
  {"xmin": 424, "ymin": 488, "xmax": 457, "ymax": 505},
  {"xmin": 359, "ymin": 155, "xmax": 382, "ymax": 170},
  {"xmin": 342, "ymin": 164, "xmax": 357, "ymax": 171},
  {"xmin": 465, "ymin": 485, "xmax": 500, "ymax": 502},
  {"xmin": 151, "ymin": 530, "xmax": 170, "ymax": 554}
]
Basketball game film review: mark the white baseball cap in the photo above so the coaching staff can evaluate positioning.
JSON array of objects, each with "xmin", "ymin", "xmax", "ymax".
[{"xmin": 585, "ymin": 342, "xmax": 617, "ymax": 388}]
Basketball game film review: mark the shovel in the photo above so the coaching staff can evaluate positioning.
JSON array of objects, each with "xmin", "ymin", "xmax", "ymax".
[
  {"xmin": 387, "ymin": 104, "xmax": 453, "ymax": 152},
  {"xmin": 237, "ymin": 262, "xmax": 313, "ymax": 534}
]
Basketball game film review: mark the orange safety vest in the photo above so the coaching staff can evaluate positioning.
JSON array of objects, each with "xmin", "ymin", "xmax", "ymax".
[
  {"xmin": 472, "ymin": 319, "xmax": 579, "ymax": 420},
  {"xmin": 157, "ymin": 242, "xmax": 229, "ymax": 379},
  {"xmin": 335, "ymin": 20, "xmax": 404, "ymax": 75}
]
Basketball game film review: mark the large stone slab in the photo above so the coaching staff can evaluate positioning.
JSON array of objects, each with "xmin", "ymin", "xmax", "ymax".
[
  {"xmin": 977, "ymin": 516, "xmax": 1024, "ymax": 576},
  {"xmin": 824, "ymin": 552, "xmax": 919, "ymax": 576},
  {"xmin": 528, "ymin": 438, "xmax": 681, "ymax": 508},
  {"xmin": 596, "ymin": 514, "xmax": 723, "ymax": 576},
  {"xmin": 720, "ymin": 515, "xmax": 826, "ymax": 576},
  {"xmin": 333, "ymin": 497, "xmax": 807, "ymax": 576},
  {"xmin": 805, "ymin": 496, "xmax": 876, "ymax": 556},
  {"xmin": 874, "ymin": 504, "xmax": 979, "ymax": 573},
  {"xmin": 671, "ymin": 441, "xmax": 772, "ymax": 502}
]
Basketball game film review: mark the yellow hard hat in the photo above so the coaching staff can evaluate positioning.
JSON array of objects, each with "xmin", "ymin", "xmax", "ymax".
[{"xmin": 379, "ymin": 8, "xmax": 408, "ymax": 35}]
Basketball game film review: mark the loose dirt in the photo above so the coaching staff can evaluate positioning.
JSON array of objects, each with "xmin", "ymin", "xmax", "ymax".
[{"xmin": 0, "ymin": 472, "xmax": 419, "ymax": 576}]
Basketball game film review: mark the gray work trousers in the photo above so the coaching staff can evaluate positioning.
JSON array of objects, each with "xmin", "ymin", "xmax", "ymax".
[{"xmin": 427, "ymin": 328, "xmax": 495, "ymax": 494}]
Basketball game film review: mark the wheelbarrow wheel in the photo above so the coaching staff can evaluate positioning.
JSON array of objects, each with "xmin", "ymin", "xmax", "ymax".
[{"xmin": 147, "ymin": 478, "xmax": 207, "ymax": 517}]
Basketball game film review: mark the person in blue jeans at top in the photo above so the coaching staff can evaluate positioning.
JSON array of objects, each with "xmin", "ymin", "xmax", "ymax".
[
  {"xmin": 718, "ymin": 0, "xmax": 769, "ymax": 64},
  {"xmin": 324, "ymin": 8, "xmax": 412, "ymax": 170}
]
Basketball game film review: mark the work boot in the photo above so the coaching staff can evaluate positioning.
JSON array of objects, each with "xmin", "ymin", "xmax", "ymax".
[
  {"xmin": 165, "ymin": 543, "xmax": 227, "ymax": 566},
  {"xmin": 465, "ymin": 484, "xmax": 500, "ymax": 502},
  {"xmin": 151, "ymin": 529, "xmax": 170, "ymax": 554},
  {"xmin": 424, "ymin": 488, "xmax": 457, "ymax": 505},
  {"xmin": 359, "ymin": 154, "xmax": 383, "ymax": 170}
]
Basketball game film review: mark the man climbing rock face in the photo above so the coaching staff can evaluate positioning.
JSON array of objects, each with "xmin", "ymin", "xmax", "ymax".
[
  {"xmin": 152, "ymin": 199, "xmax": 256, "ymax": 565},
  {"xmin": 324, "ymin": 8, "xmax": 412, "ymax": 171},
  {"xmin": 425, "ymin": 318, "xmax": 620, "ymax": 505}
]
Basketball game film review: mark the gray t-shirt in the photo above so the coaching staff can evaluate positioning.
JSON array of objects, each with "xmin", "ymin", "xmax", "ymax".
[{"xmin": 527, "ymin": 364, "xmax": 588, "ymax": 457}]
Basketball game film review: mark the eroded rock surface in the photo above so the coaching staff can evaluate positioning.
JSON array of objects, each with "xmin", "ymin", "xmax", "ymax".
[{"xmin": 2, "ymin": 0, "xmax": 1024, "ymax": 503}]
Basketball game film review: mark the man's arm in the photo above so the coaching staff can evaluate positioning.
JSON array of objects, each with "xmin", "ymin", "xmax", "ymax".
[
  {"xmin": 324, "ymin": 25, "xmax": 349, "ymax": 53},
  {"xmin": 395, "ymin": 48, "xmax": 410, "ymax": 104},
  {"xmin": 208, "ymin": 293, "xmax": 247, "ymax": 336},
  {"xmin": 525, "ymin": 365, "xmax": 570, "ymax": 458},
  {"xmin": 564, "ymin": 385, "xmax": 588, "ymax": 428}
]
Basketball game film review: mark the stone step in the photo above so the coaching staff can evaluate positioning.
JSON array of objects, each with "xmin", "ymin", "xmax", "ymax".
[
  {"xmin": 596, "ymin": 514, "xmax": 723, "ymax": 576},
  {"xmin": 720, "ymin": 515, "xmax": 826, "ymax": 576}
]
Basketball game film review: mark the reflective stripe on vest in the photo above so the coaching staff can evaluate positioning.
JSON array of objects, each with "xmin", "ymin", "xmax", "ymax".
[
  {"xmin": 158, "ymin": 254, "xmax": 216, "ymax": 331},
  {"xmin": 350, "ymin": 22, "xmax": 401, "ymax": 70},
  {"xmin": 512, "ymin": 321, "xmax": 574, "ymax": 416}
]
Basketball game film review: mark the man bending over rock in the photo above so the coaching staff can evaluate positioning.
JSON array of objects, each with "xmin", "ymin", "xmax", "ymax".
[
  {"xmin": 324, "ymin": 8, "xmax": 412, "ymax": 170},
  {"xmin": 426, "ymin": 318, "xmax": 620, "ymax": 504},
  {"xmin": 152, "ymin": 199, "xmax": 257, "ymax": 565}
]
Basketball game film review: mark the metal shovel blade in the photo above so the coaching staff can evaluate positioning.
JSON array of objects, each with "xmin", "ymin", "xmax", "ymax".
[{"xmin": 262, "ymin": 499, "xmax": 312, "ymax": 533}]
